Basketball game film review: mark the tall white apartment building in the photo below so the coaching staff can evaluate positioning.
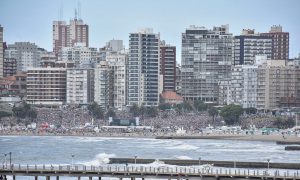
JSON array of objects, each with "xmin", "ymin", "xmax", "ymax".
[
  {"xmin": 128, "ymin": 28, "xmax": 160, "ymax": 106},
  {"xmin": 94, "ymin": 61, "xmax": 110, "ymax": 109},
  {"xmin": 0, "ymin": 25, "xmax": 3, "ymax": 78},
  {"xmin": 66, "ymin": 68, "xmax": 94, "ymax": 105},
  {"xmin": 26, "ymin": 67, "xmax": 66, "ymax": 105},
  {"xmin": 106, "ymin": 52, "xmax": 127, "ymax": 110}
]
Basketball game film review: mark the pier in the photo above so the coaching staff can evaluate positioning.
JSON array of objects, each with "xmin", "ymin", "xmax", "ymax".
[{"xmin": 1, "ymin": 164, "xmax": 299, "ymax": 180}]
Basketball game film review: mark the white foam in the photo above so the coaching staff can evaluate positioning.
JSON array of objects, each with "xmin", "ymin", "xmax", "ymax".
[
  {"xmin": 81, "ymin": 153, "xmax": 116, "ymax": 166},
  {"xmin": 166, "ymin": 144, "xmax": 198, "ymax": 150},
  {"xmin": 174, "ymin": 155, "xmax": 193, "ymax": 160}
]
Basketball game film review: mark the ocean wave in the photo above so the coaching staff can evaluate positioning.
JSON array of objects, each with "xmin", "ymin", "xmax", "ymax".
[
  {"xmin": 174, "ymin": 155, "xmax": 193, "ymax": 160},
  {"xmin": 166, "ymin": 144, "xmax": 198, "ymax": 150},
  {"xmin": 81, "ymin": 153, "xmax": 116, "ymax": 166}
]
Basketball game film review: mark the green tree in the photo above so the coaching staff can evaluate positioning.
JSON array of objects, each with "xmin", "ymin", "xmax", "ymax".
[
  {"xmin": 106, "ymin": 109, "xmax": 116, "ymax": 118},
  {"xmin": 146, "ymin": 106, "xmax": 158, "ymax": 117},
  {"xmin": 273, "ymin": 117, "xmax": 295, "ymax": 129},
  {"xmin": 12, "ymin": 106, "xmax": 27, "ymax": 119},
  {"xmin": 0, "ymin": 111, "xmax": 12, "ymax": 122},
  {"xmin": 159, "ymin": 103, "xmax": 172, "ymax": 111},
  {"xmin": 139, "ymin": 104, "xmax": 146, "ymax": 119},
  {"xmin": 88, "ymin": 102, "xmax": 104, "ymax": 119},
  {"xmin": 193, "ymin": 100, "xmax": 207, "ymax": 112},
  {"xmin": 27, "ymin": 109, "xmax": 37, "ymax": 121},
  {"xmin": 220, "ymin": 104, "xmax": 243, "ymax": 125},
  {"xmin": 244, "ymin": 107, "xmax": 257, "ymax": 114},
  {"xmin": 129, "ymin": 103, "xmax": 140, "ymax": 117},
  {"xmin": 208, "ymin": 107, "xmax": 218, "ymax": 122}
]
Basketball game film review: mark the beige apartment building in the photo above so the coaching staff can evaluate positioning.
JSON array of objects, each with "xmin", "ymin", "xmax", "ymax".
[{"xmin": 257, "ymin": 60, "xmax": 300, "ymax": 111}]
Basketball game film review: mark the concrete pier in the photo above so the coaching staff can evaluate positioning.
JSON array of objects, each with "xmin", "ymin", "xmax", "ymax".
[{"xmin": 1, "ymin": 164, "xmax": 299, "ymax": 180}]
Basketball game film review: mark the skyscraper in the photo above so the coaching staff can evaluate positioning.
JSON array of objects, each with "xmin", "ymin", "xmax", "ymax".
[
  {"xmin": 53, "ymin": 17, "xmax": 89, "ymax": 56},
  {"xmin": 181, "ymin": 25, "xmax": 233, "ymax": 103},
  {"xmin": 128, "ymin": 28, "xmax": 160, "ymax": 106},
  {"xmin": 234, "ymin": 29, "xmax": 272, "ymax": 65},
  {"xmin": 261, "ymin": 25, "xmax": 289, "ymax": 60},
  {"xmin": 0, "ymin": 25, "xmax": 3, "ymax": 78},
  {"xmin": 160, "ymin": 41, "xmax": 176, "ymax": 92}
]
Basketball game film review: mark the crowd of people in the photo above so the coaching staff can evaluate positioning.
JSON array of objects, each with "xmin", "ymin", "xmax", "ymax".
[{"xmin": 0, "ymin": 105, "xmax": 295, "ymax": 137}]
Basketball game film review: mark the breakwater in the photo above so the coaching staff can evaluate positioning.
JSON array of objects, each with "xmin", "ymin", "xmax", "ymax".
[{"xmin": 109, "ymin": 158, "xmax": 300, "ymax": 170}]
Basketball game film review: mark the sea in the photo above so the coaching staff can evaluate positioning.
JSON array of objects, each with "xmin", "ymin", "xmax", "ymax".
[{"xmin": 0, "ymin": 136, "xmax": 299, "ymax": 179}]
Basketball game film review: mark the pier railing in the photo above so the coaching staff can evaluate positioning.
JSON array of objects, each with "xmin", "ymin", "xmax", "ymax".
[{"xmin": 1, "ymin": 164, "xmax": 299, "ymax": 179}]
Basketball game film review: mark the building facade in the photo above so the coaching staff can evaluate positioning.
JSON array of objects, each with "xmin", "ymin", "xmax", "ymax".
[
  {"xmin": 261, "ymin": 25, "xmax": 289, "ymax": 60},
  {"xmin": 181, "ymin": 25, "xmax": 233, "ymax": 103},
  {"xmin": 0, "ymin": 25, "xmax": 3, "ymax": 78},
  {"xmin": 257, "ymin": 60, "xmax": 300, "ymax": 110},
  {"xmin": 53, "ymin": 18, "xmax": 89, "ymax": 55},
  {"xmin": 26, "ymin": 67, "xmax": 66, "ymax": 105},
  {"xmin": 94, "ymin": 61, "xmax": 110, "ymax": 109},
  {"xmin": 6, "ymin": 42, "xmax": 41, "ymax": 72},
  {"xmin": 160, "ymin": 41, "xmax": 176, "ymax": 92},
  {"xmin": 60, "ymin": 45, "xmax": 98, "ymax": 67},
  {"xmin": 66, "ymin": 68, "xmax": 94, "ymax": 105},
  {"xmin": 127, "ymin": 28, "xmax": 160, "ymax": 106},
  {"xmin": 3, "ymin": 58, "xmax": 17, "ymax": 77},
  {"xmin": 106, "ymin": 52, "xmax": 127, "ymax": 110},
  {"xmin": 234, "ymin": 29, "xmax": 272, "ymax": 65}
]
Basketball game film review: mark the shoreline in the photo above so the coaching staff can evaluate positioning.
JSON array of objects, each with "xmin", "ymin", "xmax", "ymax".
[{"xmin": 1, "ymin": 133, "xmax": 300, "ymax": 143}]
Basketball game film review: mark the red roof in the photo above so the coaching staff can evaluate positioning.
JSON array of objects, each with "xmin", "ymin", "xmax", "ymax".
[{"xmin": 161, "ymin": 91, "xmax": 183, "ymax": 101}]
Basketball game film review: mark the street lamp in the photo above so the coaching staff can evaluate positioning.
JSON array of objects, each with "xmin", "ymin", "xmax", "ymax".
[
  {"xmin": 4, "ymin": 154, "xmax": 7, "ymax": 168},
  {"xmin": 134, "ymin": 155, "xmax": 137, "ymax": 164},
  {"xmin": 71, "ymin": 154, "xmax": 75, "ymax": 168},
  {"xmin": 267, "ymin": 159, "xmax": 270, "ymax": 172},
  {"xmin": 198, "ymin": 157, "xmax": 201, "ymax": 166}
]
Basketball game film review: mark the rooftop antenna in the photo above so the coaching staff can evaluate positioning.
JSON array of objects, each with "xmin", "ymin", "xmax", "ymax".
[
  {"xmin": 78, "ymin": 1, "xmax": 81, "ymax": 20},
  {"xmin": 75, "ymin": 8, "xmax": 77, "ymax": 20},
  {"xmin": 60, "ymin": 0, "xmax": 64, "ymax": 21}
]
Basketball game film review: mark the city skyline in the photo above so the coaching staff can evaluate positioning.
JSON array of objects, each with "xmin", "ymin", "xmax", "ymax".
[{"xmin": 1, "ymin": 0, "xmax": 300, "ymax": 63}]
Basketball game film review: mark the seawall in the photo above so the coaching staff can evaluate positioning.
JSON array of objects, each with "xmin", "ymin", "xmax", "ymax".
[{"xmin": 109, "ymin": 158, "xmax": 300, "ymax": 170}]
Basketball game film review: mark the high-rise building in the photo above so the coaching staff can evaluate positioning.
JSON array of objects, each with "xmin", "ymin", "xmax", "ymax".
[
  {"xmin": 0, "ymin": 25, "xmax": 3, "ymax": 78},
  {"xmin": 106, "ymin": 52, "xmax": 127, "ymax": 109},
  {"xmin": 261, "ymin": 25, "xmax": 289, "ymax": 60},
  {"xmin": 3, "ymin": 58, "xmax": 17, "ymax": 77},
  {"xmin": 60, "ymin": 44, "xmax": 99, "ymax": 67},
  {"xmin": 6, "ymin": 42, "xmax": 41, "ymax": 72},
  {"xmin": 234, "ymin": 29, "xmax": 272, "ymax": 65},
  {"xmin": 257, "ymin": 60, "xmax": 300, "ymax": 110},
  {"xmin": 99, "ymin": 40, "xmax": 124, "ymax": 61},
  {"xmin": 94, "ymin": 61, "xmax": 110, "ymax": 109},
  {"xmin": 229, "ymin": 65, "xmax": 258, "ymax": 108},
  {"xmin": 127, "ymin": 28, "xmax": 160, "ymax": 106},
  {"xmin": 66, "ymin": 68, "xmax": 94, "ymax": 105},
  {"xmin": 26, "ymin": 67, "xmax": 66, "ymax": 105},
  {"xmin": 181, "ymin": 25, "xmax": 233, "ymax": 103},
  {"xmin": 160, "ymin": 41, "xmax": 176, "ymax": 92},
  {"xmin": 53, "ymin": 17, "xmax": 89, "ymax": 56}
]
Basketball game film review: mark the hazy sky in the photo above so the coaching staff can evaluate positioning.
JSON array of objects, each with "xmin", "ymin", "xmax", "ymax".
[{"xmin": 1, "ymin": 0, "xmax": 300, "ymax": 62}]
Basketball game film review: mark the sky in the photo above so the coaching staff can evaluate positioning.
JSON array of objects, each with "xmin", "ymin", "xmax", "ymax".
[{"xmin": 1, "ymin": 0, "xmax": 300, "ymax": 63}]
